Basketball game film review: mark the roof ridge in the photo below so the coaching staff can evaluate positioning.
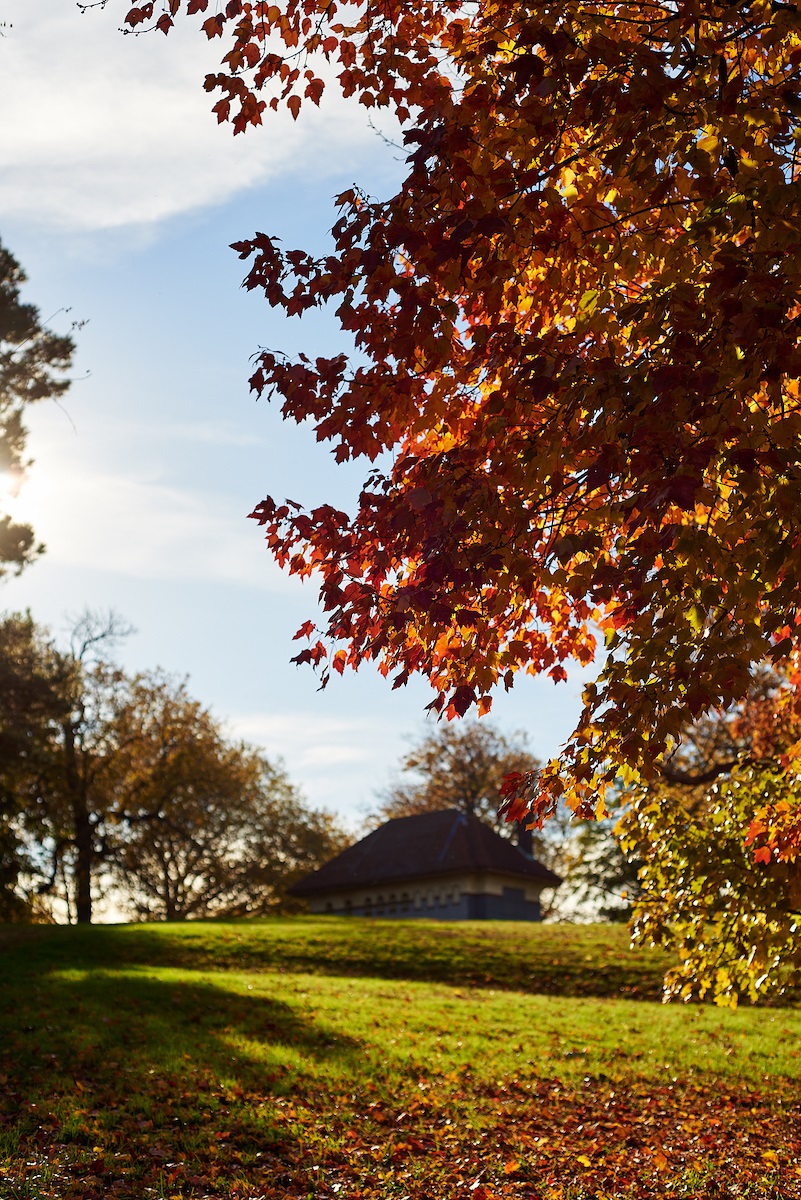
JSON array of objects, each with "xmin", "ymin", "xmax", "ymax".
[
  {"xmin": 437, "ymin": 810, "xmax": 469, "ymax": 864},
  {"xmin": 291, "ymin": 807, "xmax": 562, "ymax": 896}
]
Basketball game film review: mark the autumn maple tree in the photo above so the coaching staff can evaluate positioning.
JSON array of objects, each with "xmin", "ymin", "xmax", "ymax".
[
  {"xmin": 121, "ymin": 1, "xmax": 801, "ymax": 854},
  {"xmin": 620, "ymin": 667, "xmax": 801, "ymax": 1003}
]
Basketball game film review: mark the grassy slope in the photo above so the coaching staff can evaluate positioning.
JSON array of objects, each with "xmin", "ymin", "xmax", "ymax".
[{"xmin": 0, "ymin": 919, "xmax": 799, "ymax": 1199}]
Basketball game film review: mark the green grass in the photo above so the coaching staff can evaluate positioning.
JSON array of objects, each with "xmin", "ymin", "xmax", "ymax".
[
  {"xmin": 0, "ymin": 918, "xmax": 799, "ymax": 1199},
  {"xmin": 0, "ymin": 916, "xmax": 672, "ymax": 998}
]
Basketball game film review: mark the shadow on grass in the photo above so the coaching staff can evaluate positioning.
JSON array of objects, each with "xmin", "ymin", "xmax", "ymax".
[
  {"xmin": 0, "ymin": 963, "xmax": 357, "ymax": 1097},
  {"xmin": 0, "ymin": 961, "xmax": 361, "ymax": 1195},
  {"xmin": 0, "ymin": 919, "xmax": 672, "ymax": 1001}
]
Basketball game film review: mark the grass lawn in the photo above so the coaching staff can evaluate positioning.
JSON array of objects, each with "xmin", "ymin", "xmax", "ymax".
[{"xmin": 0, "ymin": 918, "xmax": 799, "ymax": 1199}]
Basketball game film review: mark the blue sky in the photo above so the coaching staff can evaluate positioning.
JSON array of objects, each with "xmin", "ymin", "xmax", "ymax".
[{"xmin": 0, "ymin": 0, "xmax": 594, "ymax": 828}]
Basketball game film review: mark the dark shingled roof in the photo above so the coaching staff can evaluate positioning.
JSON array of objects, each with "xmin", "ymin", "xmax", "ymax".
[{"xmin": 291, "ymin": 809, "xmax": 562, "ymax": 896}]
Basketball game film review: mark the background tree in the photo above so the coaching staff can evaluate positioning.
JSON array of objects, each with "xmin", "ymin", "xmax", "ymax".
[
  {"xmin": 0, "ymin": 611, "xmax": 341, "ymax": 923},
  {"xmin": 113, "ymin": 729, "xmax": 345, "ymax": 916},
  {"xmin": 16, "ymin": 611, "xmax": 135, "ymax": 924},
  {"xmin": 125, "ymin": 0, "xmax": 801, "ymax": 846},
  {"xmin": 0, "ymin": 613, "xmax": 70, "ymax": 920},
  {"xmin": 564, "ymin": 811, "xmax": 642, "ymax": 923},
  {"xmin": 107, "ymin": 675, "xmax": 346, "ymax": 920},
  {"xmin": 374, "ymin": 720, "xmax": 536, "ymax": 836},
  {"xmin": 0, "ymin": 239, "xmax": 80, "ymax": 913},
  {"xmin": 0, "ymin": 241, "xmax": 74, "ymax": 573}
]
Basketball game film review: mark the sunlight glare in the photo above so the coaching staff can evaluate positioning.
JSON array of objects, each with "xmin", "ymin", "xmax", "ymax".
[
  {"xmin": 0, "ymin": 469, "xmax": 21, "ymax": 503},
  {"xmin": 0, "ymin": 468, "xmax": 43, "ymax": 529}
]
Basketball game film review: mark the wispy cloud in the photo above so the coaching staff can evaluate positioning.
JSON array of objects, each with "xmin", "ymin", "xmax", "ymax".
[
  {"xmin": 32, "ymin": 470, "xmax": 290, "ymax": 587},
  {"xmin": 231, "ymin": 712, "xmax": 385, "ymax": 767},
  {"xmin": 82, "ymin": 417, "xmax": 265, "ymax": 450},
  {"xmin": 0, "ymin": 0, "xmax": 392, "ymax": 233},
  {"xmin": 227, "ymin": 710, "xmax": 406, "ymax": 822}
]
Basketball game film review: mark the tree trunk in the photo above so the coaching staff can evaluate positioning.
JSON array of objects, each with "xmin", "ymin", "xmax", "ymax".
[
  {"xmin": 63, "ymin": 719, "xmax": 93, "ymax": 924},
  {"xmin": 73, "ymin": 806, "xmax": 93, "ymax": 924}
]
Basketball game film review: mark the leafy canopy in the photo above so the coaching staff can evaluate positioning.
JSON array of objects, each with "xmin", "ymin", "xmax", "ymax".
[
  {"xmin": 123, "ymin": 1, "xmax": 801, "ymax": 824},
  {"xmin": 111, "ymin": 680, "xmax": 347, "ymax": 921},
  {"xmin": 622, "ymin": 669, "xmax": 801, "ymax": 1004},
  {"xmin": 0, "ymin": 611, "xmax": 342, "ymax": 923},
  {"xmin": 0, "ymin": 242, "xmax": 74, "ymax": 573},
  {"xmin": 374, "ymin": 719, "xmax": 536, "ymax": 835},
  {"xmin": 0, "ymin": 613, "xmax": 71, "ymax": 920}
]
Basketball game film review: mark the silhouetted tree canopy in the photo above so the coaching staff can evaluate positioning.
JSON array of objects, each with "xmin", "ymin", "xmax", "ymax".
[{"xmin": 0, "ymin": 241, "xmax": 74, "ymax": 574}]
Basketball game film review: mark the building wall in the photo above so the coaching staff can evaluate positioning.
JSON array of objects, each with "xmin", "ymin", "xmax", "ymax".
[{"xmin": 305, "ymin": 871, "xmax": 545, "ymax": 921}]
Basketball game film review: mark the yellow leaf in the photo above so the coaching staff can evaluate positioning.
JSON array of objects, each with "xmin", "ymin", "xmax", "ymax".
[
  {"xmin": 578, "ymin": 289, "xmax": 600, "ymax": 314},
  {"xmin": 697, "ymin": 134, "xmax": 720, "ymax": 155},
  {"xmin": 687, "ymin": 605, "xmax": 705, "ymax": 633},
  {"xmin": 576, "ymin": 1155, "xmax": 592, "ymax": 1168}
]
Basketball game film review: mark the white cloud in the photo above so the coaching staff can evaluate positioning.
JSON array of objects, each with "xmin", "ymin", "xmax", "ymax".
[
  {"xmin": 231, "ymin": 712, "xmax": 384, "ymax": 767},
  {"xmin": 0, "ymin": 0, "xmax": 392, "ymax": 232},
  {"xmin": 227, "ymin": 710, "xmax": 405, "ymax": 822},
  {"xmin": 6, "ymin": 433, "xmax": 296, "ymax": 589}
]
